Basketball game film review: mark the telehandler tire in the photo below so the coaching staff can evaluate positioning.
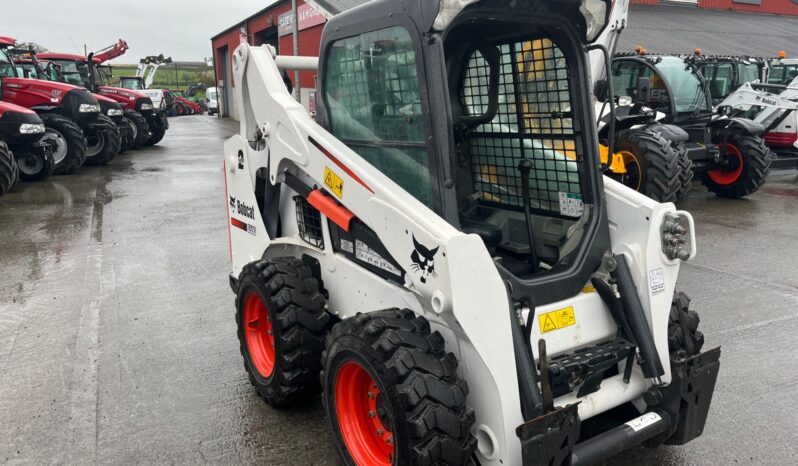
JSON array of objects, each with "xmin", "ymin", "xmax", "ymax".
[
  {"xmin": 0, "ymin": 141, "xmax": 19, "ymax": 195},
  {"xmin": 613, "ymin": 129, "xmax": 683, "ymax": 203},
  {"xmin": 668, "ymin": 292, "xmax": 704, "ymax": 358},
  {"xmin": 322, "ymin": 309, "xmax": 476, "ymax": 466},
  {"xmin": 702, "ymin": 132, "xmax": 772, "ymax": 198},
  {"xmin": 122, "ymin": 110, "xmax": 150, "ymax": 149},
  {"xmin": 84, "ymin": 115, "xmax": 121, "ymax": 166},
  {"xmin": 674, "ymin": 143, "xmax": 694, "ymax": 203},
  {"xmin": 41, "ymin": 113, "xmax": 87, "ymax": 175},
  {"xmin": 235, "ymin": 257, "xmax": 330, "ymax": 407}
]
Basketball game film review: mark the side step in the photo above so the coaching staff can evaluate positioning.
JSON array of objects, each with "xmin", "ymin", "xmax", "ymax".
[{"xmin": 547, "ymin": 338, "xmax": 635, "ymax": 398}]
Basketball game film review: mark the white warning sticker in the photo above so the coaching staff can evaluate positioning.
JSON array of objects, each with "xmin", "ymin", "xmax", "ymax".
[
  {"xmin": 340, "ymin": 238, "xmax": 354, "ymax": 254},
  {"xmin": 559, "ymin": 192, "xmax": 584, "ymax": 218},
  {"xmin": 625, "ymin": 412, "xmax": 662, "ymax": 432},
  {"xmin": 649, "ymin": 268, "xmax": 665, "ymax": 295},
  {"xmin": 355, "ymin": 239, "xmax": 401, "ymax": 277}
]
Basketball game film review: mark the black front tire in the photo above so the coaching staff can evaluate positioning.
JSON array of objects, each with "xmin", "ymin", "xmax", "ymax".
[
  {"xmin": 613, "ymin": 129, "xmax": 683, "ymax": 203},
  {"xmin": 702, "ymin": 132, "xmax": 772, "ymax": 198},
  {"xmin": 146, "ymin": 126, "xmax": 166, "ymax": 146},
  {"xmin": 84, "ymin": 115, "xmax": 121, "ymax": 166},
  {"xmin": 323, "ymin": 309, "xmax": 476, "ymax": 466},
  {"xmin": 41, "ymin": 113, "xmax": 87, "ymax": 175},
  {"xmin": 0, "ymin": 141, "xmax": 19, "ymax": 195},
  {"xmin": 17, "ymin": 150, "xmax": 55, "ymax": 182},
  {"xmin": 236, "ymin": 257, "xmax": 331, "ymax": 407},
  {"xmin": 123, "ymin": 110, "xmax": 150, "ymax": 149},
  {"xmin": 668, "ymin": 292, "xmax": 704, "ymax": 358}
]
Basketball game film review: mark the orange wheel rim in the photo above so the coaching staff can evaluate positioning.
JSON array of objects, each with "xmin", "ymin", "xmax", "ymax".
[
  {"xmin": 708, "ymin": 143, "xmax": 744, "ymax": 185},
  {"xmin": 334, "ymin": 361, "xmax": 395, "ymax": 466},
  {"xmin": 243, "ymin": 292, "xmax": 275, "ymax": 377}
]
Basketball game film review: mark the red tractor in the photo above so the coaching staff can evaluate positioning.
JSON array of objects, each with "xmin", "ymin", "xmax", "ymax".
[
  {"xmin": 0, "ymin": 36, "xmax": 111, "ymax": 174},
  {"xmin": 38, "ymin": 40, "xmax": 169, "ymax": 149},
  {"xmin": 12, "ymin": 49, "xmax": 129, "ymax": 159},
  {"xmin": 0, "ymin": 100, "xmax": 54, "ymax": 187}
]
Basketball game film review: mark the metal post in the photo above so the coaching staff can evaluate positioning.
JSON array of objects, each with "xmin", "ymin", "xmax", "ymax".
[{"xmin": 291, "ymin": 0, "xmax": 300, "ymax": 102}]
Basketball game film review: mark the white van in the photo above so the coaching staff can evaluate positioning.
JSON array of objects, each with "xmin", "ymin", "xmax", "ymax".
[{"xmin": 206, "ymin": 87, "xmax": 219, "ymax": 116}]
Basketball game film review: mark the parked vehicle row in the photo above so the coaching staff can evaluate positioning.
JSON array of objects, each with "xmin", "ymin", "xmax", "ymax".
[
  {"xmin": 0, "ymin": 36, "xmax": 171, "ymax": 197},
  {"xmin": 596, "ymin": 48, "xmax": 798, "ymax": 203}
]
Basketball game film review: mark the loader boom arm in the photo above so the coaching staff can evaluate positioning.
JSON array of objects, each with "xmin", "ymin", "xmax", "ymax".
[{"xmin": 92, "ymin": 39, "xmax": 129, "ymax": 64}]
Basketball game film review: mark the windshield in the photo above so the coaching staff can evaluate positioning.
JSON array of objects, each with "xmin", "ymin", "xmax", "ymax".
[
  {"xmin": 738, "ymin": 63, "xmax": 760, "ymax": 84},
  {"xmin": 653, "ymin": 56, "xmax": 709, "ymax": 114},
  {"xmin": 0, "ymin": 47, "xmax": 16, "ymax": 77},
  {"xmin": 120, "ymin": 78, "xmax": 143, "ymax": 90},
  {"xmin": 48, "ymin": 59, "xmax": 90, "ymax": 87},
  {"xmin": 207, "ymin": 89, "xmax": 217, "ymax": 100}
]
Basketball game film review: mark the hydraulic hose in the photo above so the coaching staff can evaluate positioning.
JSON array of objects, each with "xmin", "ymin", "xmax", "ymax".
[{"xmin": 611, "ymin": 254, "xmax": 665, "ymax": 381}]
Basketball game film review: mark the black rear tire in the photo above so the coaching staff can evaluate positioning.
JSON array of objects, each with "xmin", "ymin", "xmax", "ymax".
[
  {"xmin": 84, "ymin": 115, "xmax": 121, "ymax": 166},
  {"xmin": 702, "ymin": 132, "xmax": 772, "ymax": 198},
  {"xmin": 323, "ymin": 309, "xmax": 476, "ymax": 466},
  {"xmin": 236, "ymin": 257, "xmax": 331, "ymax": 407},
  {"xmin": 0, "ymin": 141, "xmax": 19, "ymax": 195},
  {"xmin": 123, "ymin": 110, "xmax": 150, "ymax": 149},
  {"xmin": 17, "ymin": 149, "xmax": 55, "ymax": 182},
  {"xmin": 613, "ymin": 129, "xmax": 683, "ymax": 203},
  {"xmin": 40, "ymin": 113, "xmax": 86, "ymax": 175},
  {"xmin": 668, "ymin": 292, "xmax": 704, "ymax": 358}
]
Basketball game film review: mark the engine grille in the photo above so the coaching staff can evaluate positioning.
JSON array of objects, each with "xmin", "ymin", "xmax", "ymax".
[{"xmin": 294, "ymin": 196, "xmax": 324, "ymax": 249}]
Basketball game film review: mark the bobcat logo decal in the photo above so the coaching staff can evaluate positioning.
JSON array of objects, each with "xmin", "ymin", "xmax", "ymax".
[{"xmin": 410, "ymin": 235, "xmax": 439, "ymax": 284}]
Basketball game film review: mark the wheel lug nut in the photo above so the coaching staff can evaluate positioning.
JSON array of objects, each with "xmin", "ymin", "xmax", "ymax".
[
  {"xmin": 367, "ymin": 392, "xmax": 374, "ymax": 399},
  {"xmin": 369, "ymin": 411, "xmax": 376, "ymax": 418},
  {"xmin": 376, "ymin": 429, "xmax": 383, "ymax": 436}
]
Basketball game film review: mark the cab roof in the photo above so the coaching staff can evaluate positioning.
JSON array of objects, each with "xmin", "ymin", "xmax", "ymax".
[
  {"xmin": 37, "ymin": 52, "xmax": 97, "ymax": 63},
  {"xmin": 0, "ymin": 36, "xmax": 16, "ymax": 46}
]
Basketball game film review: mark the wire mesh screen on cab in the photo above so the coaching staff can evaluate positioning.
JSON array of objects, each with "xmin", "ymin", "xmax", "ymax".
[{"xmin": 462, "ymin": 38, "xmax": 584, "ymax": 218}]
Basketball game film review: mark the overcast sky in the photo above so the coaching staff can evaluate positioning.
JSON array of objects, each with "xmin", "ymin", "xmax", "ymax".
[{"xmin": 2, "ymin": 0, "xmax": 278, "ymax": 63}]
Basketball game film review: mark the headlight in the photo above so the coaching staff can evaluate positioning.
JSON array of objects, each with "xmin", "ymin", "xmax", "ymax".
[
  {"xmin": 19, "ymin": 123, "xmax": 45, "ymax": 134},
  {"xmin": 140, "ymin": 103, "xmax": 154, "ymax": 111},
  {"xmin": 580, "ymin": 0, "xmax": 609, "ymax": 42},
  {"xmin": 107, "ymin": 108, "xmax": 123, "ymax": 117},
  {"xmin": 78, "ymin": 103, "xmax": 101, "ymax": 113}
]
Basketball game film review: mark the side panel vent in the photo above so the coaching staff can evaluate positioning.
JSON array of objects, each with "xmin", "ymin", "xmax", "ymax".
[{"xmin": 295, "ymin": 196, "xmax": 324, "ymax": 249}]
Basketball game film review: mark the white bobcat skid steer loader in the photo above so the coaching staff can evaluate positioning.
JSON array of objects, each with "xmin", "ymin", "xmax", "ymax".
[{"xmin": 223, "ymin": 1, "xmax": 720, "ymax": 464}]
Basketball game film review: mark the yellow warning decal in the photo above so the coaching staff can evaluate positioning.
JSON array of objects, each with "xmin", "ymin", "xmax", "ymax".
[
  {"xmin": 324, "ymin": 167, "xmax": 344, "ymax": 199},
  {"xmin": 538, "ymin": 306, "xmax": 576, "ymax": 333}
]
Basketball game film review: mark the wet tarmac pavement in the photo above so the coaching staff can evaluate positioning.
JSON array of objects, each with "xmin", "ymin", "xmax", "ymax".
[{"xmin": 1, "ymin": 115, "xmax": 796, "ymax": 465}]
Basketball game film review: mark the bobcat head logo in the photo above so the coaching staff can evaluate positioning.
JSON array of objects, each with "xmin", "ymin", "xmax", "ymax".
[
  {"xmin": 410, "ymin": 235, "xmax": 439, "ymax": 284},
  {"xmin": 229, "ymin": 196, "xmax": 236, "ymax": 209}
]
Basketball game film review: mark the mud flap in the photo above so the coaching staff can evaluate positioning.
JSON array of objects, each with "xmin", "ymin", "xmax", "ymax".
[{"xmin": 516, "ymin": 403, "xmax": 580, "ymax": 466}]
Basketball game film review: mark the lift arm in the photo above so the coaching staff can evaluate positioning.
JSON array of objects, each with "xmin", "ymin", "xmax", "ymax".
[{"xmin": 717, "ymin": 81, "xmax": 798, "ymax": 130}]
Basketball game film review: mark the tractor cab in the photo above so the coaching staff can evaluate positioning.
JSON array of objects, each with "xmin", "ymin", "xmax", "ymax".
[{"xmin": 314, "ymin": 0, "xmax": 612, "ymax": 302}]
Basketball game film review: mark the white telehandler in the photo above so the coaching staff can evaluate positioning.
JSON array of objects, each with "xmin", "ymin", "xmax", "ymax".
[{"xmin": 223, "ymin": 1, "xmax": 720, "ymax": 464}]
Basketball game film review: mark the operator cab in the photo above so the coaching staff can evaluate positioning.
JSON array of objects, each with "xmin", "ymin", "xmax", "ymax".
[
  {"xmin": 697, "ymin": 57, "xmax": 765, "ymax": 106},
  {"xmin": 611, "ymin": 55, "xmax": 713, "ymax": 124},
  {"xmin": 316, "ymin": 0, "xmax": 611, "ymax": 303}
]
